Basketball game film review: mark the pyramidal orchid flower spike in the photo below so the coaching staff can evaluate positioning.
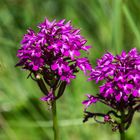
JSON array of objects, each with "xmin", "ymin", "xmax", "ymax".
[
  {"xmin": 83, "ymin": 48, "xmax": 140, "ymax": 140},
  {"xmin": 16, "ymin": 18, "xmax": 92, "ymax": 102},
  {"xmin": 16, "ymin": 18, "xmax": 92, "ymax": 140}
]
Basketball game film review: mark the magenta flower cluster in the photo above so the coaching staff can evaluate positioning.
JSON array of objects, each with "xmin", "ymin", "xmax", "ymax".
[
  {"xmin": 16, "ymin": 18, "xmax": 92, "ymax": 83},
  {"xmin": 83, "ymin": 48, "xmax": 140, "ymax": 131},
  {"xmin": 83, "ymin": 48, "xmax": 140, "ymax": 109},
  {"xmin": 16, "ymin": 18, "xmax": 92, "ymax": 103}
]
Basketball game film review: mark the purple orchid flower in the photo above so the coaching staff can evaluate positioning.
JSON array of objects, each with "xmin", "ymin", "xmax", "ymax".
[
  {"xmin": 83, "ymin": 48, "xmax": 140, "ymax": 134},
  {"xmin": 16, "ymin": 18, "xmax": 92, "ymax": 101}
]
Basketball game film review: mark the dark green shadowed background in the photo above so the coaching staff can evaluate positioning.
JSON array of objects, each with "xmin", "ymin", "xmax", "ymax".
[{"xmin": 0, "ymin": 0, "xmax": 140, "ymax": 140}]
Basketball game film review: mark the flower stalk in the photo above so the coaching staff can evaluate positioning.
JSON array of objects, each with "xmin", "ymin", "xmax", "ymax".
[
  {"xmin": 119, "ymin": 110, "xmax": 125, "ymax": 140},
  {"xmin": 52, "ymin": 98, "xmax": 59, "ymax": 140}
]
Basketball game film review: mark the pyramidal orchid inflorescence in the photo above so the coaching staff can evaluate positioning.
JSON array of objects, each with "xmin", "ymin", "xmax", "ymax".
[
  {"xmin": 16, "ymin": 18, "xmax": 92, "ymax": 102},
  {"xmin": 83, "ymin": 48, "xmax": 140, "ymax": 132}
]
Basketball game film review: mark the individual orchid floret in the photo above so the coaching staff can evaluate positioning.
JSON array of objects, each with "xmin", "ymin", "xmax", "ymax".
[
  {"xmin": 104, "ymin": 115, "xmax": 111, "ymax": 122},
  {"xmin": 40, "ymin": 91, "xmax": 55, "ymax": 102},
  {"xmin": 83, "ymin": 48, "xmax": 140, "ymax": 134},
  {"xmin": 82, "ymin": 94, "xmax": 98, "ymax": 110},
  {"xmin": 76, "ymin": 58, "xmax": 92, "ymax": 75}
]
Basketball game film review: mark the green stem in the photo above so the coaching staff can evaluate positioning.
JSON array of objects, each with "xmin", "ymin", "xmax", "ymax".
[
  {"xmin": 119, "ymin": 110, "xmax": 125, "ymax": 140},
  {"xmin": 52, "ymin": 99, "xmax": 59, "ymax": 140},
  {"xmin": 120, "ymin": 130, "xmax": 125, "ymax": 140}
]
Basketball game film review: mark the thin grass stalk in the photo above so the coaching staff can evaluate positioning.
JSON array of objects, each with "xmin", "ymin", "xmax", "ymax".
[
  {"xmin": 112, "ymin": 0, "xmax": 123, "ymax": 54},
  {"xmin": 123, "ymin": 5, "xmax": 140, "ymax": 47}
]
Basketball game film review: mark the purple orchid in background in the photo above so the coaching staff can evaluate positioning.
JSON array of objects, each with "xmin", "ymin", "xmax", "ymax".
[
  {"xmin": 83, "ymin": 48, "xmax": 140, "ymax": 139},
  {"xmin": 16, "ymin": 18, "xmax": 92, "ymax": 102}
]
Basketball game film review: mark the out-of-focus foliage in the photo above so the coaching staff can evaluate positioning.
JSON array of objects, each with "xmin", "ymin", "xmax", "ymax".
[{"xmin": 0, "ymin": 0, "xmax": 140, "ymax": 140}]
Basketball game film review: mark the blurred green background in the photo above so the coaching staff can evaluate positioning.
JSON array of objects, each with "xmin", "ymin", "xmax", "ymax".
[{"xmin": 0, "ymin": 0, "xmax": 140, "ymax": 140}]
